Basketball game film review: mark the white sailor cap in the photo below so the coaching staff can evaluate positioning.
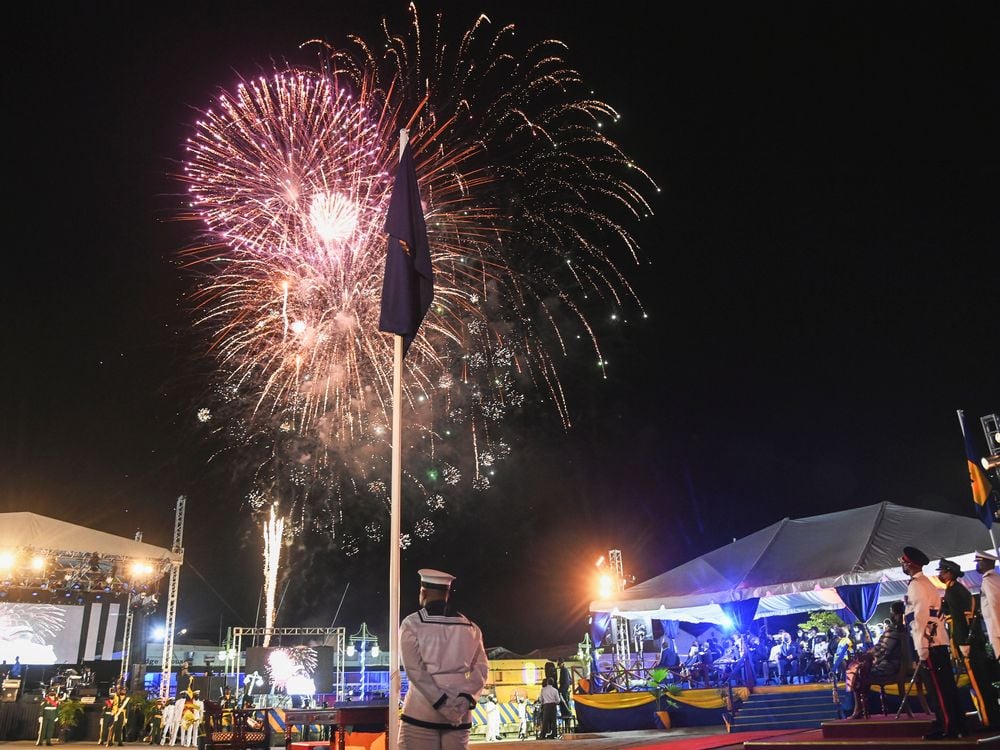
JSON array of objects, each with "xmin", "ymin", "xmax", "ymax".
[
  {"xmin": 976, "ymin": 550, "xmax": 999, "ymax": 562},
  {"xmin": 418, "ymin": 568, "xmax": 455, "ymax": 590}
]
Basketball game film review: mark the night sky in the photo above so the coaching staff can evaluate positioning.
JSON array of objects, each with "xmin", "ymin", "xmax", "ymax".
[{"xmin": 3, "ymin": 1, "xmax": 998, "ymax": 654}]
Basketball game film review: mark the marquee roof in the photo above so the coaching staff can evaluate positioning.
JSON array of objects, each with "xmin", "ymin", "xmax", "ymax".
[
  {"xmin": 590, "ymin": 501, "xmax": 992, "ymax": 623},
  {"xmin": 0, "ymin": 511, "xmax": 180, "ymax": 563}
]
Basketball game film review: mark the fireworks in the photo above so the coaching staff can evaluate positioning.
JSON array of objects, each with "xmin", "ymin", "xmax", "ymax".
[
  {"xmin": 262, "ymin": 505, "xmax": 284, "ymax": 646},
  {"xmin": 182, "ymin": 7, "xmax": 656, "ymax": 553}
]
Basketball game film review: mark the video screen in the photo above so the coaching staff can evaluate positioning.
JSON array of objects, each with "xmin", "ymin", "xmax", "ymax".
[
  {"xmin": 244, "ymin": 646, "xmax": 334, "ymax": 696},
  {"xmin": 0, "ymin": 603, "xmax": 85, "ymax": 664}
]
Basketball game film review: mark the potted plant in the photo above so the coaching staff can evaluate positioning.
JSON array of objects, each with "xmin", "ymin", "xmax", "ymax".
[
  {"xmin": 646, "ymin": 668, "xmax": 680, "ymax": 729},
  {"xmin": 57, "ymin": 699, "xmax": 85, "ymax": 743}
]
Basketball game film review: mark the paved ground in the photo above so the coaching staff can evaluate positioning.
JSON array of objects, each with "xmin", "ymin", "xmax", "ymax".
[{"xmin": 0, "ymin": 727, "xmax": 728, "ymax": 749}]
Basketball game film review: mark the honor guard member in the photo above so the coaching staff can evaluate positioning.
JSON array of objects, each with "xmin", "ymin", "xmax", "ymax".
[
  {"xmin": 399, "ymin": 568, "xmax": 489, "ymax": 750},
  {"xmin": 902, "ymin": 546, "xmax": 964, "ymax": 739},
  {"xmin": 219, "ymin": 686, "xmax": 236, "ymax": 732},
  {"xmin": 107, "ymin": 685, "xmax": 130, "ymax": 747},
  {"xmin": 939, "ymin": 558, "xmax": 1000, "ymax": 729},
  {"xmin": 148, "ymin": 698, "xmax": 165, "ymax": 744},
  {"xmin": 976, "ymin": 551, "xmax": 1000, "ymax": 659},
  {"xmin": 100, "ymin": 691, "xmax": 116, "ymax": 746},
  {"xmin": 37, "ymin": 688, "xmax": 60, "ymax": 746}
]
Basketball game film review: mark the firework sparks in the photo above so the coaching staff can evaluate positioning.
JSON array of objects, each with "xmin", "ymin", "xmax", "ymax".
[
  {"xmin": 262, "ymin": 505, "xmax": 284, "ymax": 646},
  {"xmin": 183, "ymin": 6, "xmax": 657, "ymax": 549}
]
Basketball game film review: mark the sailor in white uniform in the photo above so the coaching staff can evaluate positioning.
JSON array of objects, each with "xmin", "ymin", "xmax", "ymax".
[{"xmin": 399, "ymin": 568, "xmax": 489, "ymax": 750}]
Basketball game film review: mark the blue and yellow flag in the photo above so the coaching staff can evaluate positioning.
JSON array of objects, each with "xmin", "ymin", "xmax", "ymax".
[{"xmin": 959, "ymin": 410, "xmax": 994, "ymax": 529}]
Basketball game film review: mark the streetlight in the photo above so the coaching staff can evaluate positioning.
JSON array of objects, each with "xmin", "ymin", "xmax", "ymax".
[{"xmin": 347, "ymin": 623, "xmax": 380, "ymax": 701}]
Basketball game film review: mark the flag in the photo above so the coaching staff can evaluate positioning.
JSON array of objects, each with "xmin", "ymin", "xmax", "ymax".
[
  {"xmin": 958, "ymin": 409, "xmax": 994, "ymax": 529},
  {"xmin": 379, "ymin": 142, "xmax": 433, "ymax": 354}
]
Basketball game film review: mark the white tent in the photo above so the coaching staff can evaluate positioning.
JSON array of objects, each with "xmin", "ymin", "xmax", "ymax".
[
  {"xmin": 0, "ymin": 511, "xmax": 179, "ymax": 563},
  {"xmin": 590, "ymin": 501, "xmax": 993, "ymax": 624}
]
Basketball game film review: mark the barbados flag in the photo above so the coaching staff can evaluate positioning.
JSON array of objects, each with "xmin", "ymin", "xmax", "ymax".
[{"xmin": 959, "ymin": 410, "xmax": 994, "ymax": 529}]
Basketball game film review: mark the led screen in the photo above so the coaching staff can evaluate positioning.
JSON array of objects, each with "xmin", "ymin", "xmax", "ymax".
[{"xmin": 0, "ymin": 603, "xmax": 86, "ymax": 664}]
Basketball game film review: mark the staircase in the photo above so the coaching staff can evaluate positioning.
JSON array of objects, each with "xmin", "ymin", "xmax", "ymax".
[{"xmin": 730, "ymin": 686, "xmax": 842, "ymax": 732}]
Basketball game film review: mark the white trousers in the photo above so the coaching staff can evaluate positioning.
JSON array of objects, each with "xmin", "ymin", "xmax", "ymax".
[{"xmin": 398, "ymin": 721, "xmax": 470, "ymax": 750}]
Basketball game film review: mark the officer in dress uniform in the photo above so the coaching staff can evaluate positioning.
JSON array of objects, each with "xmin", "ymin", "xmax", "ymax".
[
  {"xmin": 107, "ymin": 685, "xmax": 130, "ymax": 747},
  {"xmin": 976, "ymin": 551, "xmax": 1000, "ymax": 659},
  {"xmin": 148, "ymin": 698, "xmax": 165, "ymax": 745},
  {"xmin": 939, "ymin": 558, "xmax": 1000, "ymax": 729},
  {"xmin": 219, "ymin": 686, "xmax": 236, "ymax": 732},
  {"xmin": 36, "ymin": 688, "xmax": 60, "ymax": 746},
  {"xmin": 902, "ymin": 546, "xmax": 964, "ymax": 739},
  {"xmin": 399, "ymin": 568, "xmax": 489, "ymax": 750},
  {"xmin": 100, "ymin": 691, "xmax": 115, "ymax": 746}
]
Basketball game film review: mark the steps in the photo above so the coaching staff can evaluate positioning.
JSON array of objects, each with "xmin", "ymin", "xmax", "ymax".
[
  {"xmin": 742, "ymin": 714, "xmax": 1000, "ymax": 749},
  {"xmin": 730, "ymin": 686, "xmax": 842, "ymax": 731}
]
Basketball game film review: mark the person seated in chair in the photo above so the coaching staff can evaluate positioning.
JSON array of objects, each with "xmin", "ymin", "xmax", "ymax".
[
  {"xmin": 809, "ymin": 634, "xmax": 830, "ymax": 680},
  {"xmin": 847, "ymin": 602, "xmax": 905, "ymax": 718}
]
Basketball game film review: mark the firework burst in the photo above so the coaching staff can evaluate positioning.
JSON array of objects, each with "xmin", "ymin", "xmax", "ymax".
[{"xmin": 182, "ymin": 6, "xmax": 657, "ymax": 553}]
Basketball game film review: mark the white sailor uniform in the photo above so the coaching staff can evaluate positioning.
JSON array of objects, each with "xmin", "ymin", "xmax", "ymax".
[{"xmin": 399, "ymin": 600, "xmax": 489, "ymax": 750}]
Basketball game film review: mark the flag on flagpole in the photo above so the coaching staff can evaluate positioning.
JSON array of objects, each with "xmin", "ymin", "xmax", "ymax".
[
  {"xmin": 958, "ymin": 409, "xmax": 994, "ymax": 529},
  {"xmin": 379, "ymin": 142, "xmax": 433, "ymax": 353}
]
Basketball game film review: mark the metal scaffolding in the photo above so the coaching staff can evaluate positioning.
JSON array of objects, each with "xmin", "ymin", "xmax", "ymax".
[
  {"xmin": 159, "ymin": 497, "xmax": 186, "ymax": 698},
  {"xmin": 225, "ymin": 627, "xmax": 347, "ymax": 701}
]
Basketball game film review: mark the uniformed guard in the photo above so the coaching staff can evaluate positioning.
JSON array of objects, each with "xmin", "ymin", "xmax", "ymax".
[
  {"xmin": 106, "ymin": 685, "xmax": 130, "ymax": 747},
  {"xmin": 36, "ymin": 688, "xmax": 60, "ymax": 746},
  {"xmin": 976, "ymin": 551, "xmax": 1000, "ymax": 659},
  {"xmin": 100, "ymin": 692, "xmax": 115, "ymax": 746},
  {"xmin": 219, "ymin": 686, "xmax": 236, "ymax": 732},
  {"xmin": 902, "ymin": 546, "xmax": 964, "ymax": 739},
  {"xmin": 399, "ymin": 568, "xmax": 489, "ymax": 750},
  {"xmin": 148, "ymin": 698, "xmax": 164, "ymax": 744},
  {"xmin": 939, "ymin": 558, "xmax": 1000, "ymax": 729}
]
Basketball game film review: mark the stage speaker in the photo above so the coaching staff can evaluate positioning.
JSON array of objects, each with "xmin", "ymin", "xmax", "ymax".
[{"xmin": 1, "ymin": 679, "xmax": 19, "ymax": 702}]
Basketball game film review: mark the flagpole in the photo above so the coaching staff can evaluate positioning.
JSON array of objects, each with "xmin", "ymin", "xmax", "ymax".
[
  {"xmin": 957, "ymin": 409, "xmax": 1000, "ymax": 560},
  {"xmin": 387, "ymin": 127, "xmax": 408, "ymax": 750}
]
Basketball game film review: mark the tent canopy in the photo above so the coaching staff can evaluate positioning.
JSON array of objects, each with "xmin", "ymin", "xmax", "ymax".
[
  {"xmin": 590, "ymin": 502, "xmax": 992, "ymax": 624},
  {"xmin": 0, "ymin": 511, "xmax": 179, "ymax": 562}
]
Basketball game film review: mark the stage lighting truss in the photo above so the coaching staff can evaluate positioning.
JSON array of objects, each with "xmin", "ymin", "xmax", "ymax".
[{"xmin": 0, "ymin": 549, "xmax": 171, "ymax": 601}]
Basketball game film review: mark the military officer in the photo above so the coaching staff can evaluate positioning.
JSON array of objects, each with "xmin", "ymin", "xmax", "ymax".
[
  {"xmin": 219, "ymin": 686, "xmax": 236, "ymax": 732},
  {"xmin": 902, "ymin": 546, "xmax": 964, "ymax": 739},
  {"xmin": 100, "ymin": 691, "xmax": 115, "ymax": 746},
  {"xmin": 36, "ymin": 688, "xmax": 60, "ymax": 746},
  {"xmin": 106, "ymin": 685, "xmax": 130, "ymax": 747},
  {"xmin": 939, "ymin": 558, "xmax": 1000, "ymax": 729},
  {"xmin": 976, "ymin": 551, "xmax": 1000, "ymax": 659},
  {"xmin": 399, "ymin": 568, "xmax": 489, "ymax": 750}
]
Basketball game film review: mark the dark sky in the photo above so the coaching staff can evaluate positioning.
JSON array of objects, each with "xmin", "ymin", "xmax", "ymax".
[{"xmin": 3, "ymin": 1, "xmax": 998, "ymax": 654}]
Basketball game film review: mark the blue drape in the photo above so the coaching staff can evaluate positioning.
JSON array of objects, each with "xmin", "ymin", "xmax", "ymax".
[
  {"xmin": 660, "ymin": 620, "xmax": 680, "ymax": 640},
  {"xmin": 719, "ymin": 597, "xmax": 760, "ymax": 633},
  {"xmin": 590, "ymin": 612, "xmax": 612, "ymax": 647},
  {"xmin": 835, "ymin": 582, "xmax": 880, "ymax": 624}
]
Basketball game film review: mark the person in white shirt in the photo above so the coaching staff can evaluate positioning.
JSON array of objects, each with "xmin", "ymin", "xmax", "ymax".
[
  {"xmin": 399, "ymin": 568, "xmax": 489, "ymax": 750},
  {"xmin": 483, "ymin": 696, "xmax": 501, "ymax": 741},
  {"xmin": 976, "ymin": 550, "xmax": 1000, "ymax": 659},
  {"xmin": 902, "ymin": 546, "xmax": 964, "ymax": 739},
  {"xmin": 536, "ymin": 679, "xmax": 560, "ymax": 740}
]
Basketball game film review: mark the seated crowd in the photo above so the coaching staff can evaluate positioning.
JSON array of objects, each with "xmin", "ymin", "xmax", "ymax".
[{"xmin": 655, "ymin": 619, "xmax": 897, "ymax": 688}]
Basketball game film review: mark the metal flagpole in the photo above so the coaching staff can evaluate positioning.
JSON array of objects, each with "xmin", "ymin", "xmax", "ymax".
[{"xmin": 387, "ymin": 127, "xmax": 409, "ymax": 750}]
